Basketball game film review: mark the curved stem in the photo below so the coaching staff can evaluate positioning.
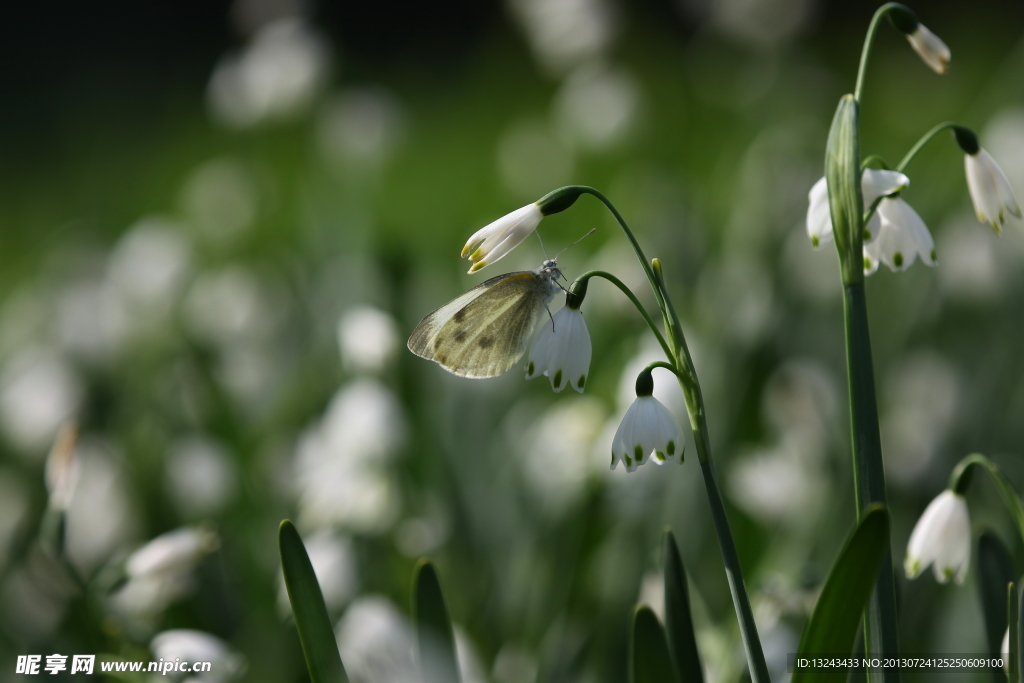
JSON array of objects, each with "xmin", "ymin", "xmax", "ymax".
[
  {"xmin": 575, "ymin": 191, "xmax": 770, "ymax": 683},
  {"xmin": 861, "ymin": 122, "xmax": 957, "ymax": 227},
  {"xmin": 572, "ymin": 270, "xmax": 672, "ymax": 359},
  {"xmin": 650, "ymin": 261, "xmax": 771, "ymax": 683},
  {"xmin": 950, "ymin": 453, "xmax": 1024, "ymax": 545},
  {"xmin": 855, "ymin": 3, "xmax": 908, "ymax": 103},
  {"xmin": 562, "ymin": 187, "xmax": 670, "ymax": 333},
  {"xmin": 644, "ymin": 360, "xmax": 686, "ymax": 381},
  {"xmin": 896, "ymin": 121, "xmax": 957, "ymax": 172}
]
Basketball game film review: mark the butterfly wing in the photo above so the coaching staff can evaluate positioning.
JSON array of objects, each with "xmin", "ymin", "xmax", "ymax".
[{"xmin": 408, "ymin": 271, "xmax": 547, "ymax": 378}]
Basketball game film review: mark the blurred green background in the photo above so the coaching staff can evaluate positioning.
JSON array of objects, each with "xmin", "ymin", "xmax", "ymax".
[{"xmin": 1, "ymin": 0, "xmax": 1023, "ymax": 681}]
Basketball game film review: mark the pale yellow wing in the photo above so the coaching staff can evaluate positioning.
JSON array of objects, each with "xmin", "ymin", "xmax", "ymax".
[{"xmin": 407, "ymin": 272, "xmax": 546, "ymax": 378}]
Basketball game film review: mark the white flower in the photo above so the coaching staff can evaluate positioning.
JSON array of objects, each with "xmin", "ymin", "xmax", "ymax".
[
  {"xmin": 864, "ymin": 196, "xmax": 937, "ymax": 274},
  {"xmin": 126, "ymin": 527, "xmax": 220, "ymax": 579},
  {"xmin": 806, "ymin": 170, "xmax": 909, "ymax": 249},
  {"xmin": 904, "ymin": 489, "xmax": 971, "ymax": 584},
  {"xmin": 526, "ymin": 305, "xmax": 592, "ymax": 392},
  {"xmin": 906, "ymin": 24, "xmax": 950, "ymax": 75},
  {"xmin": 461, "ymin": 204, "xmax": 543, "ymax": 273},
  {"xmin": 965, "ymin": 148, "xmax": 1022, "ymax": 234},
  {"xmin": 151, "ymin": 629, "xmax": 246, "ymax": 683},
  {"xmin": 610, "ymin": 396, "xmax": 682, "ymax": 472}
]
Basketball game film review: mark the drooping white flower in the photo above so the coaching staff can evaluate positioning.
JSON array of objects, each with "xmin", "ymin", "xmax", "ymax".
[
  {"xmin": 526, "ymin": 304, "xmax": 592, "ymax": 392},
  {"xmin": 806, "ymin": 170, "xmax": 909, "ymax": 249},
  {"xmin": 904, "ymin": 489, "xmax": 971, "ymax": 584},
  {"xmin": 461, "ymin": 203, "xmax": 544, "ymax": 273},
  {"xmin": 864, "ymin": 196, "xmax": 937, "ymax": 274},
  {"xmin": 906, "ymin": 24, "xmax": 950, "ymax": 75},
  {"xmin": 610, "ymin": 374, "xmax": 682, "ymax": 472},
  {"xmin": 965, "ymin": 148, "xmax": 1022, "ymax": 234}
]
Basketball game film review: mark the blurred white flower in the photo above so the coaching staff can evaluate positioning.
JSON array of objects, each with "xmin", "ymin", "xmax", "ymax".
[
  {"xmin": 462, "ymin": 203, "xmax": 544, "ymax": 273},
  {"xmin": 906, "ymin": 24, "xmax": 950, "ymax": 75},
  {"xmin": 126, "ymin": 527, "xmax": 219, "ymax": 580},
  {"xmin": 611, "ymin": 392, "xmax": 682, "ymax": 472},
  {"xmin": 507, "ymin": 0, "xmax": 617, "ymax": 74},
  {"xmin": 337, "ymin": 306, "xmax": 399, "ymax": 374},
  {"xmin": 904, "ymin": 489, "xmax": 970, "ymax": 584},
  {"xmin": 881, "ymin": 351, "xmax": 958, "ymax": 486},
  {"xmin": 335, "ymin": 596, "xmax": 416, "ymax": 683},
  {"xmin": 0, "ymin": 348, "xmax": 83, "ymax": 454},
  {"xmin": 863, "ymin": 196, "xmax": 937, "ymax": 274},
  {"xmin": 150, "ymin": 630, "xmax": 246, "ymax": 683},
  {"xmin": 56, "ymin": 278, "xmax": 127, "ymax": 362},
  {"xmin": 64, "ymin": 442, "xmax": 137, "ymax": 574},
  {"xmin": 108, "ymin": 218, "xmax": 192, "ymax": 317},
  {"xmin": 728, "ymin": 446, "xmax": 824, "ymax": 523},
  {"xmin": 806, "ymin": 169, "xmax": 909, "ymax": 249},
  {"xmin": 112, "ymin": 527, "xmax": 219, "ymax": 616},
  {"xmin": 554, "ymin": 63, "xmax": 639, "ymax": 151},
  {"xmin": 519, "ymin": 398, "xmax": 605, "ymax": 514},
  {"xmin": 526, "ymin": 305, "xmax": 591, "ymax": 392},
  {"xmin": 316, "ymin": 88, "xmax": 405, "ymax": 168},
  {"xmin": 165, "ymin": 436, "xmax": 238, "ymax": 519},
  {"xmin": 182, "ymin": 266, "xmax": 279, "ymax": 346},
  {"xmin": 964, "ymin": 148, "xmax": 1021, "ymax": 234},
  {"xmin": 207, "ymin": 18, "xmax": 330, "ymax": 129},
  {"xmin": 179, "ymin": 158, "xmax": 258, "ymax": 245},
  {"xmin": 294, "ymin": 379, "xmax": 405, "ymax": 532},
  {"xmin": 1003, "ymin": 628, "xmax": 1010, "ymax": 673}
]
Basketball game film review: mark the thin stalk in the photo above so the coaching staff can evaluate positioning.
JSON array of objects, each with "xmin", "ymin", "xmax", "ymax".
[
  {"xmin": 564, "ymin": 187, "xmax": 671, "ymax": 343},
  {"xmin": 653, "ymin": 260, "xmax": 770, "ymax": 683},
  {"xmin": 896, "ymin": 122, "xmax": 956, "ymax": 172},
  {"xmin": 578, "ymin": 192, "xmax": 770, "ymax": 682},
  {"xmin": 855, "ymin": 3, "xmax": 910, "ymax": 103},
  {"xmin": 844, "ymin": 284, "xmax": 900, "ymax": 682},
  {"xmin": 950, "ymin": 453, "xmax": 1024, "ymax": 545},
  {"xmin": 571, "ymin": 270, "xmax": 672, "ymax": 359}
]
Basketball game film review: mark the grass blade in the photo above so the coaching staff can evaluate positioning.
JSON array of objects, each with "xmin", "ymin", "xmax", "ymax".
[
  {"xmin": 279, "ymin": 520, "xmax": 349, "ymax": 683},
  {"xmin": 793, "ymin": 505, "xmax": 889, "ymax": 683},
  {"xmin": 977, "ymin": 532, "xmax": 1015, "ymax": 660},
  {"xmin": 663, "ymin": 530, "xmax": 703, "ymax": 683},
  {"xmin": 414, "ymin": 559, "xmax": 460, "ymax": 683},
  {"xmin": 630, "ymin": 605, "xmax": 677, "ymax": 683}
]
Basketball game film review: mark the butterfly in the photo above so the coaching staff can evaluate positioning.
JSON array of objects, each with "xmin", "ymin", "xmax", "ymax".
[{"xmin": 407, "ymin": 259, "xmax": 564, "ymax": 378}]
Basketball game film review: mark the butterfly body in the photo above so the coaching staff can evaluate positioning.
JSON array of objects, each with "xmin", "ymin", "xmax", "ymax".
[{"xmin": 408, "ymin": 259, "xmax": 563, "ymax": 378}]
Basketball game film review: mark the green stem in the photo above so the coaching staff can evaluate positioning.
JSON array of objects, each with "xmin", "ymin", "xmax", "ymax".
[
  {"xmin": 895, "ymin": 121, "xmax": 957, "ymax": 172},
  {"xmin": 578, "ymin": 191, "xmax": 770, "ymax": 683},
  {"xmin": 571, "ymin": 270, "xmax": 672, "ymax": 359},
  {"xmin": 949, "ymin": 453, "xmax": 1024, "ymax": 545},
  {"xmin": 562, "ymin": 187, "xmax": 671, "ymax": 339},
  {"xmin": 844, "ymin": 283, "xmax": 900, "ymax": 682},
  {"xmin": 652, "ymin": 260, "xmax": 771, "ymax": 683},
  {"xmin": 860, "ymin": 122, "xmax": 958, "ymax": 240},
  {"xmin": 855, "ymin": 3, "xmax": 912, "ymax": 103}
]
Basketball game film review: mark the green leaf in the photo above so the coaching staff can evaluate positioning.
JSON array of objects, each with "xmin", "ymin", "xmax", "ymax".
[
  {"xmin": 976, "ymin": 532, "xmax": 1015, "ymax": 658},
  {"xmin": 414, "ymin": 560, "xmax": 460, "ymax": 683},
  {"xmin": 278, "ymin": 520, "xmax": 349, "ymax": 683},
  {"xmin": 1010, "ymin": 582, "xmax": 1019, "ymax": 680},
  {"xmin": 662, "ymin": 530, "xmax": 703, "ymax": 683},
  {"xmin": 793, "ymin": 505, "xmax": 890, "ymax": 683},
  {"xmin": 630, "ymin": 605, "xmax": 677, "ymax": 683}
]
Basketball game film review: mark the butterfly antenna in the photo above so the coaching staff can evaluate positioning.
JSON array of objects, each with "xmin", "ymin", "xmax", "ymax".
[
  {"xmin": 554, "ymin": 228, "xmax": 597, "ymax": 259},
  {"xmin": 535, "ymin": 230, "xmax": 550, "ymax": 259}
]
